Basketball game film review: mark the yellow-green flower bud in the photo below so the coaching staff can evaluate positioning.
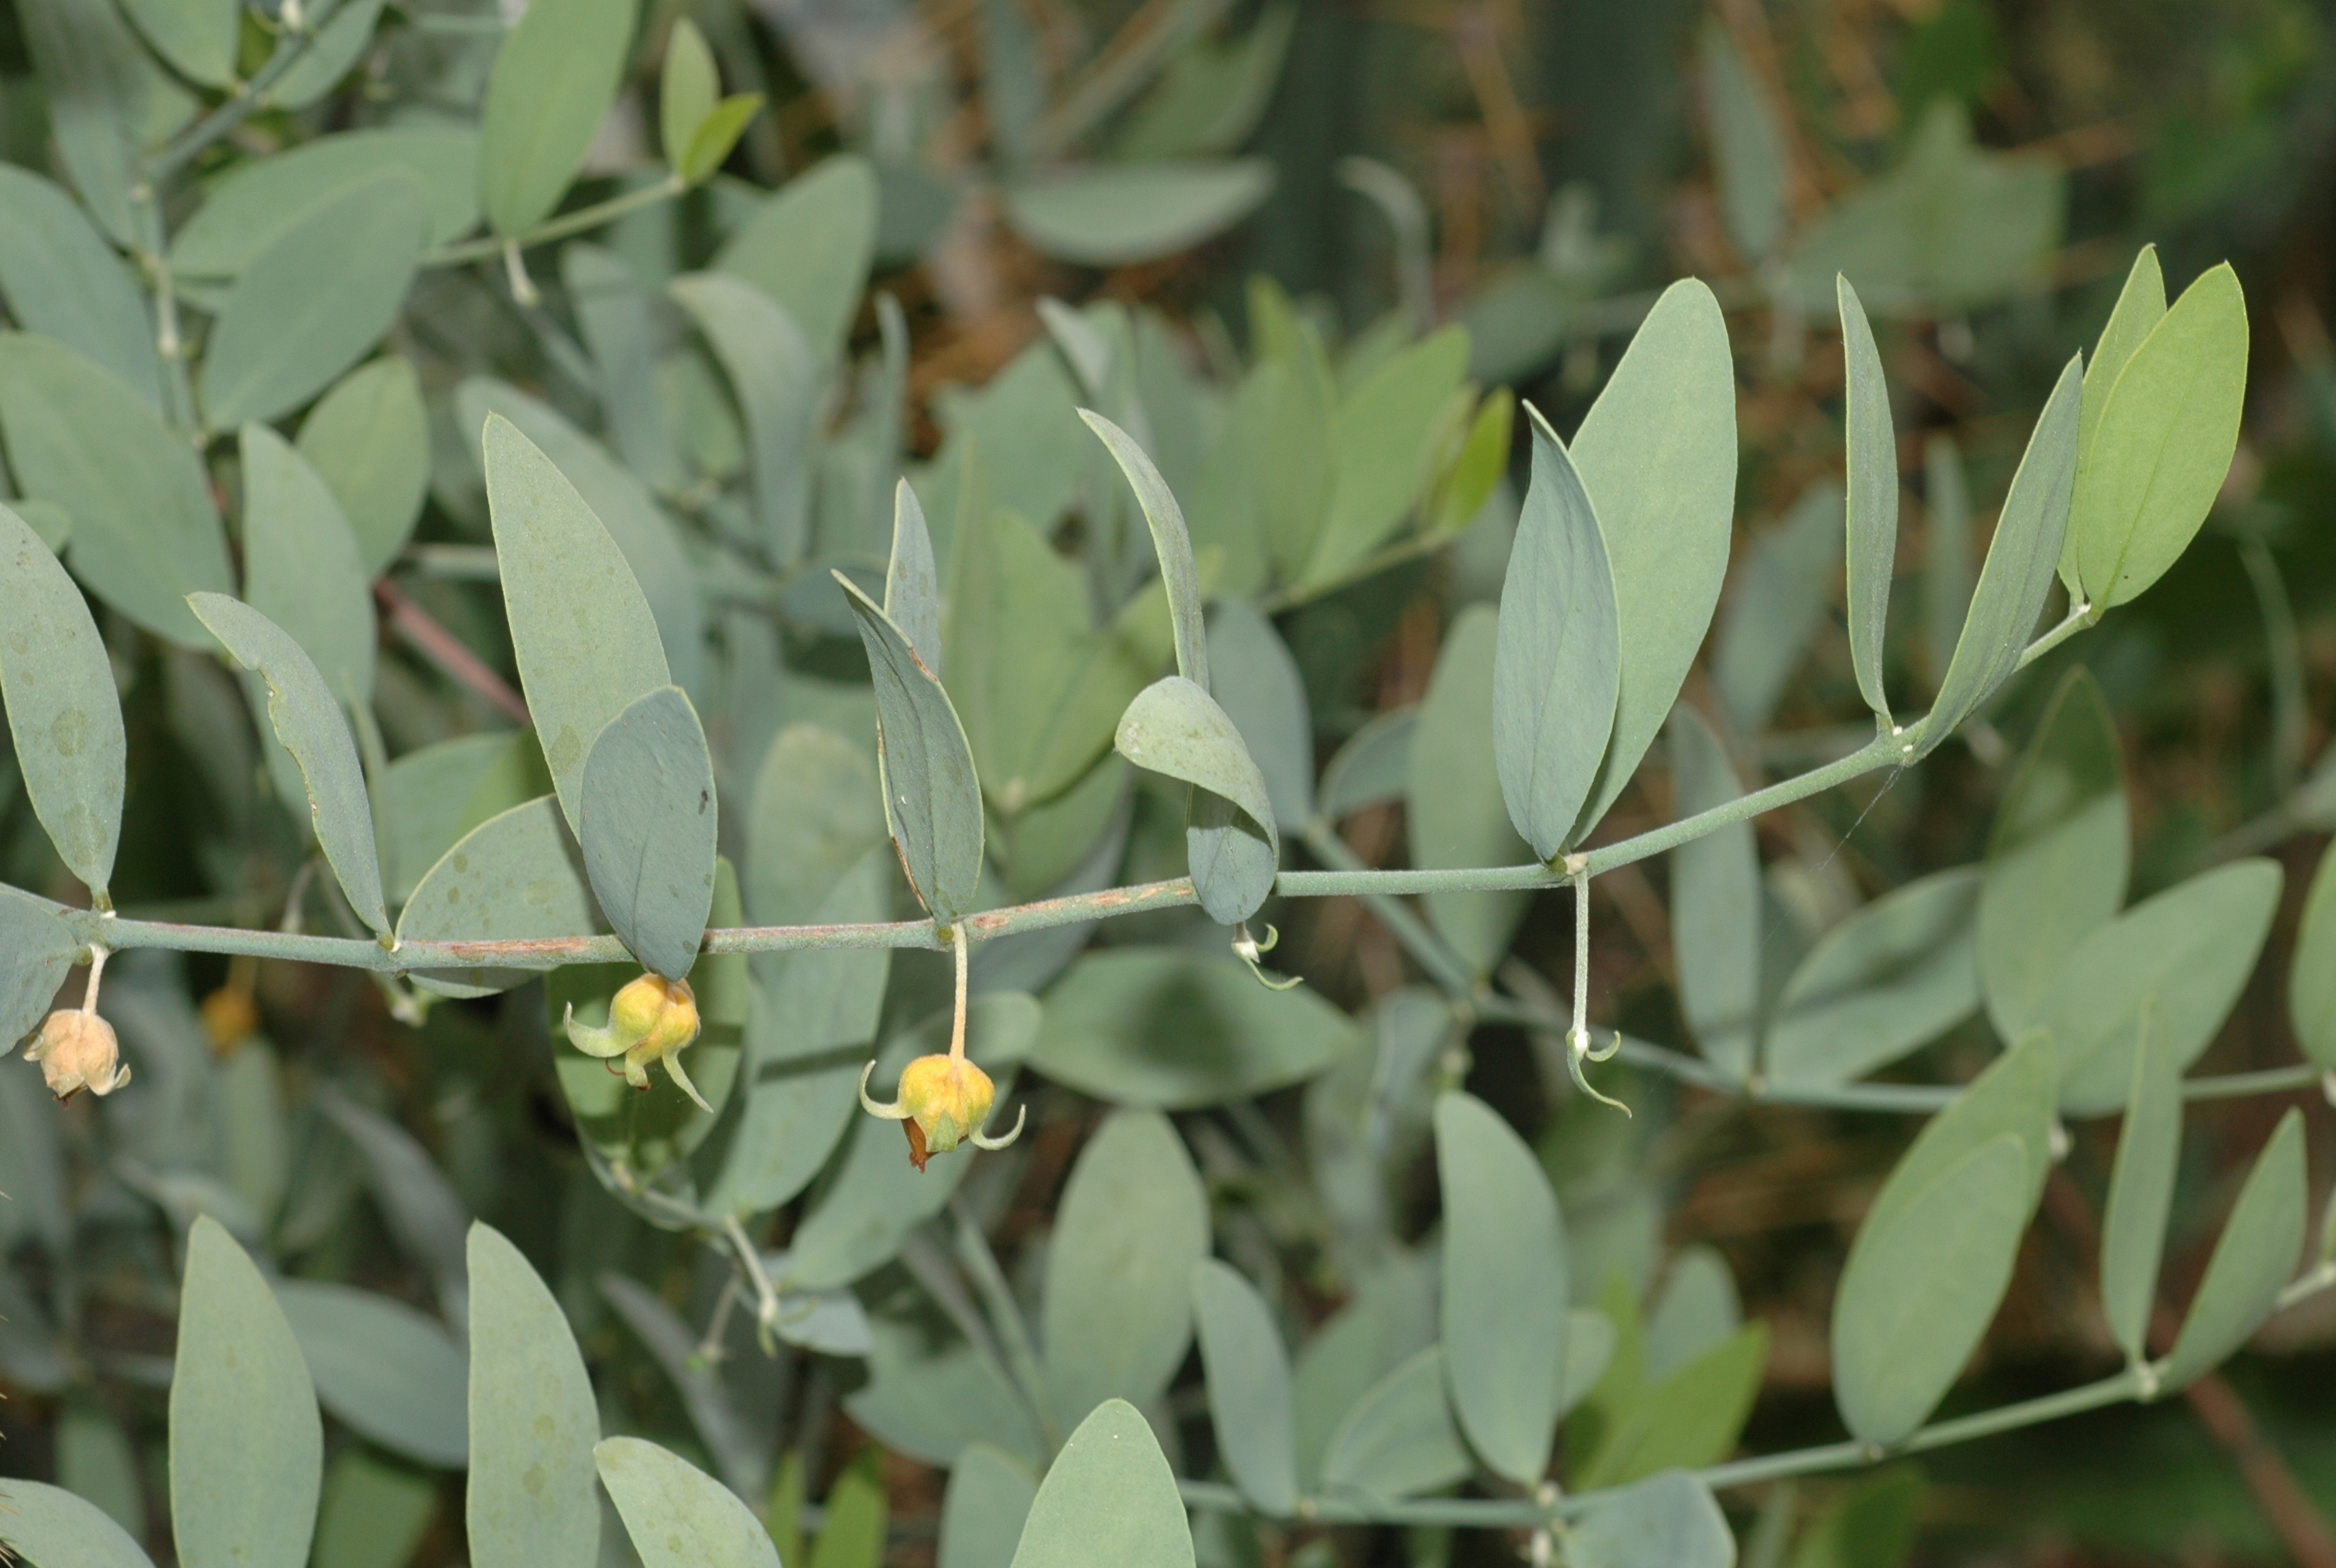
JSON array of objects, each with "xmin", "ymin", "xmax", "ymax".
[
  {"xmin": 859, "ymin": 1052, "xmax": 1024, "ymax": 1170},
  {"xmin": 563, "ymin": 973, "xmax": 711, "ymax": 1112},
  {"xmin": 23, "ymin": 1010, "xmax": 131, "ymax": 1101}
]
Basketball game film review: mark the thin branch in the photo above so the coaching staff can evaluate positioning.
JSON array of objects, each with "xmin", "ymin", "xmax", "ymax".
[{"xmin": 375, "ymin": 580, "xmax": 530, "ymax": 726}]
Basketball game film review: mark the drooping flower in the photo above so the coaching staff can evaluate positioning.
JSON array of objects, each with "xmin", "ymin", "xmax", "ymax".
[
  {"xmin": 563, "ymin": 973, "xmax": 712, "ymax": 1112},
  {"xmin": 858, "ymin": 1052, "xmax": 1025, "ymax": 1171},
  {"xmin": 24, "ymin": 1010, "xmax": 131, "ymax": 1101}
]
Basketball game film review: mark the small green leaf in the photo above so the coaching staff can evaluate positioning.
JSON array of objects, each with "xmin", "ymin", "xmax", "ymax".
[
  {"xmin": 1434, "ymin": 1091, "xmax": 1566, "ymax": 1483},
  {"xmin": 313, "ymin": 1449, "xmax": 439, "ymax": 1568},
  {"xmin": 275, "ymin": 1281, "xmax": 468, "ymax": 1469},
  {"xmin": 1194, "ymin": 1260, "xmax": 1299, "ymax": 1514},
  {"xmin": 1027, "ymin": 947, "xmax": 1356, "ymax": 1108},
  {"xmin": 1834, "ymin": 1133, "xmax": 2028, "ymax": 1446},
  {"xmin": 885, "ymin": 479, "xmax": 943, "ymax": 670},
  {"xmin": 1207, "ymin": 600, "xmax": 1313, "ymax": 830},
  {"xmin": 682, "ymin": 96, "xmax": 764, "ymax": 185},
  {"xmin": 199, "ymin": 171, "xmax": 428, "ymax": 429},
  {"xmin": 0, "ymin": 333, "xmax": 231, "ymax": 646},
  {"xmin": 2291, "ymin": 842, "xmax": 2336, "ymax": 1068},
  {"xmin": 715, "ymin": 156, "xmax": 880, "ymax": 364},
  {"xmin": 1567, "ymin": 1472, "xmax": 1735, "ymax": 1568},
  {"xmin": 479, "ymin": 0, "xmax": 641, "ymax": 236},
  {"xmin": 1713, "ymin": 481, "xmax": 1843, "ymax": 733},
  {"xmin": 1412, "ymin": 606, "xmax": 1531, "ymax": 973},
  {"xmin": 1492, "ymin": 408, "xmax": 1621, "ymax": 861},
  {"xmin": 1043, "ymin": 1110, "xmax": 1211, "ymax": 1436},
  {"xmin": 1839, "ymin": 275, "xmax": 1899, "ymax": 723},
  {"xmin": 2100, "ymin": 996, "xmax": 2180, "ymax": 1361},
  {"xmin": 240, "ymin": 423, "xmax": 376, "ymax": 702},
  {"xmin": 397, "ymin": 797, "xmax": 598, "ymax": 998},
  {"xmin": 1428, "ymin": 387, "xmax": 1513, "ymax": 536},
  {"xmin": 2164, "ymin": 1109, "xmax": 2307, "ymax": 1388},
  {"xmin": 1114, "ymin": 674, "xmax": 1280, "ymax": 923},
  {"xmin": 596, "ymin": 1438, "xmax": 780, "ymax": 1568},
  {"xmin": 2061, "ymin": 247, "xmax": 2167, "ymax": 592},
  {"xmin": 1978, "ymin": 667, "xmax": 2128, "ymax": 1039},
  {"xmin": 1765, "ymin": 867, "xmax": 1980, "ymax": 1088},
  {"xmin": 173, "ymin": 128, "xmax": 481, "ymax": 281},
  {"xmin": 1011, "ymin": 1399, "xmax": 1194, "ymax": 1568},
  {"xmin": 1787, "ymin": 1467, "xmax": 1923, "ymax": 1568},
  {"xmin": 1319, "ymin": 1346, "xmax": 1472, "ymax": 1499},
  {"xmin": 938, "ymin": 1444, "xmax": 1040, "ymax": 1568},
  {"xmin": 1302, "ymin": 325, "xmax": 1471, "ymax": 588},
  {"xmin": 671, "ymin": 273, "xmax": 818, "ymax": 565},
  {"xmin": 1918, "ymin": 354, "xmax": 2084, "ymax": 754},
  {"xmin": 1320, "ymin": 706, "xmax": 1415, "ymax": 821},
  {"xmin": 0, "ymin": 165, "xmax": 161, "ymax": 404},
  {"xmin": 1577, "ymin": 1323, "xmax": 1767, "ymax": 1490},
  {"xmin": 0, "ymin": 886, "xmax": 77, "ymax": 1052},
  {"xmin": 119, "ymin": 0, "xmax": 238, "ymax": 86},
  {"xmin": 1668, "ymin": 707, "xmax": 1758, "ymax": 1081},
  {"xmin": 1005, "ymin": 160, "xmax": 1273, "ymax": 267},
  {"xmin": 298, "ymin": 357, "xmax": 431, "ymax": 579},
  {"xmin": 659, "ymin": 19, "xmax": 719, "ymax": 175},
  {"xmin": 577, "ymin": 685, "xmax": 717, "ymax": 981},
  {"xmin": 836, "ymin": 571, "xmax": 985, "ymax": 922},
  {"xmin": 2039, "ymin": 858, "xmax": 2282, "ymax": 1114},
  {"xmin": 1083, "ymin": 409, "xmax": 1209, "ymax": 685},
  {"xmin": 0, "ymin": 502, "xmax": 124, "ymax": 899},
  {"xmin": 13, "ymin": 0, "xmax": 194, "ymax": 249},
  {"xmin": 0, "ymin": 1479, "xmax": 157, "ymax": 1568},
  {"xmin": 172, "ymin": 1216, "xmax": 323, "ymax": 1568},
  {"xmin": 2070, "ymin": 263, "xmax": 2248, "ymax": 609},
  {"xmin": 468, "ymin": 1222, "xmax": 600, "ymax": 1567},
  {"xmin": 190, "ymin": 593, "xmax": 389, "ymax": 935},
  {"xmin": 1571, "ymin": 279, "xmax": 1740, "ymax": 833},
  {"xmin": 484, "ymin": 413, "xmax": 672, "ymax": 832}
]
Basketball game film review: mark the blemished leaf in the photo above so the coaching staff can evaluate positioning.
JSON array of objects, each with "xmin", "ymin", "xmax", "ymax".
[
  {"xmin": 275, "ymin": 1281, "xmax": 468, "ymax": 1469},
  {"xmin": 1027, "ymin": 947, "xmax": 1357, "ymax": 1108},
  {"xmin": 484, "ymin": 413, "xmax": 672, "ymax": 831},
  {"xmin": 939, "ymin": 1444, "xmax": 1041, "ymax": 1568},
  {"xmin": 1435, "ymin": 1091, "xmax": 1567, "ymax": 1483},
  {"xmin": 1319, "ymin": 1346, "xmax": 1473, "ymax": 1499},
  {"xmin": 2163, "ymin": 1108, "xmax": 2306, "ymax": 1388},
  {"xmin": 173, "ymin": 128, "xmax": 481, "ymax": 282},
  {"xmin": 1917, "ymin": 353, "xmax": 2084, "ymax": 754},
  {"xmin": 1713, "ymin": 481, "xmax": 1845, "ymax": 733},
  {"xmin": 784, "ymin": 994, "xmax": 1040, "ymax": 1290},
  {"xmin": 2039, "ymin": 858, "xmax": 2282, "ymax": 1115},
  {"xmin": 0, "ymin": 332, "xmax": 231, "ymax": 646},
  {"xmin": 1084, "ymin": 410, "xmax": 1210, "ymax": 684},
  {"xmin": 2100, "ymin": 997, "xmax": 2181, "ymax": 1362},
  {"xmin": 0, "ymin": 1480, "xmax": 157, "ymax": 1568},
  {"xmin": 468, "ymin": 1223, "xmax": 599, "ymax": 1566},
  {"xmin": 0, "ymin": 502, "xmax": 125, "ymax": 899},
  {"xmin": 458, "ymin": 376, "xmax": 705, "ymax": 698},
  {"xmin": 671, "ymin": 273, "xmax": 818, "ymax": 565},
  {"xmin": 1043, "ymin": 1110, "xmax": 1211, "ymax": 1435},
  {"xmin": 398, "ymin": 797, "xmax": 599, "ymax": 998},
  {"xmin": 1765, "ymin": 867, "xmax": 1980, "ymax": 1088},
  {"xmin": 1493, "ymin": 407, "xmax": 1621, "ymax": 861},
  {"xmin": 1194, "ymin": 1259, "xmax": 1300, "ymax": 1514},
  {"xmin": 886, "ymin": 480, "xmax": 944, "ymax": 671},
  {"xmin": 2292, "ymin": 842, "xmax": 2336, "ymax": 1068},
  {"xmin": 1577, "ymin": 1323, "xmax": 1767, "ymax": 1489},
  {"xmin": 13, "ymin": 0, "xmax": 194, "ymax": 249},
  {"xmin": 1978, "ymin": 667, "xmax": 2128, "ymax": 1040},
  {"xmin": 1207, "ymin": 600, "xmax": 1314, "ymax": 829},
  {"xmin": 596, "ymin": 1438, "xmax": 779, "ymax": 1568},
  {"xmin": 172, "ymin": 1217, "xmax": 323, "ymax": 1568},
  {"xmin": 240, "ymin": 423, "xmax": 377, "ymax": 702},
  {"xmin": 836, "ymin": 572, "xmax": 985, "ymax": 922},
  {"xmin": 198, "ymin": 171, "xmax": 428, "ymax": 429},
  {"xmin": 381, "ymin": 731, "xmax": 541, "ymax": 905},
  {"xmin": 577, "ymin": 685, "xmax": 717, "ymax": 981},
  {"xmin": 312, "ymin": 1449, "xmax": 440, "ymax": 1568},
  {"xmin": 1566, "ymin": 1471, "xmax": 1735, "ymax": 1568},
  {"xmin": 189, "ymin": 593, "xmax": 389, "ymax": 936},
  {"xmin": 1411, "ymin": 606, "xmax": 1532, "ymax": 975},
  {"xmin": 1700, "ymin": 20, "xmax": 1787, "ymax": 261},
  {"xmin": 1839, "ymin": 276, "xmax": 1899, "ymax": 723},
  {"xmin": 0, "ymin": 886, "xmax": 77, "ymax": 1056},
  {"xmin": 1834, "ymin": 1132, "xmax": 2029, "ymax": 1446},
  {"xmin": 1011, "ymin": 1399, "xmax": 1195, "ymax": 1568},
  {"xmin": 479, "ymin": 0, "xmax": 639, "ymax": 236},
  {"xmin": 2070, "ymin": 264, "xmax": 2248, "ymax": 609},
  {"xmin": 1005, "ymin": 160, "xmax": 1274, "ymax": 266},
  {"xmin": 120, "ymin": 0, "xmax": 237, "ymax": 84},
  {"xmin": 1787, "ymin": 1467, "xmax": 1923, "ymax": 1568},
  {"xmin": 1570, "ymin": 279, "xmax": 1740, "ymax": 833},
  {"xmin": 1669, "ymin": 707, "xmax": 1758, "ymax": 1081},
  {"xmin": 298, "ymin": 357, "xmax": 431, "ymax": 579},
  {"xmin": 0, "ymin": 165, "xmax": 161, "ymax": 404},
  {"xmin": 716, "ymin": 156, "xmax": 881, "ymax": 363},
  {"xmin": 1302, "ymin": 326, "xmax": 1471, "ymax": 588},
  {"xmin": 2063, "ymin": 247, "xmax": 2167, "ymax": 592},
  {"xmin": 1114, "ymin": 674, "xmax": 1280, "ymax": 923},
  {"xmin": 1320, "ymin": 705, "xmax": 1416, "ymax": 820}
]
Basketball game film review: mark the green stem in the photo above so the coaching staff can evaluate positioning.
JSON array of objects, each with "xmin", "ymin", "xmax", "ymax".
[
  {"xmin": 421, "ymin": 175, "xmax": 688, "ymax": 267},
  {"xmin": 2013, "ymin": 603, "xmax": 2093, "ymax": 672},
  {"xmin": 1297, "ymin": 820, "xmax": 1479, "ymax": 996},
  {"xmin": 147, "ymin": 0, "xmax": 351, "ymax": 183}
]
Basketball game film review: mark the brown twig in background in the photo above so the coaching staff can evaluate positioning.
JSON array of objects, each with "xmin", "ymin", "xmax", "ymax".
[{"xmin": 373, "ymin": 580, "xmax": 530, "ymax": 727}]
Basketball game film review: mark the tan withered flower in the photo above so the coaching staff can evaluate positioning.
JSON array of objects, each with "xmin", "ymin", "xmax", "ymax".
[{"xmin": 24, "ymin": 1010, "xmax": 130, "ymax": 1101}]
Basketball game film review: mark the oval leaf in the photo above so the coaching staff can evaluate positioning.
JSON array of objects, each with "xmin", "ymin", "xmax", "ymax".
[
  {"xmin": 397, "ymin": 797, "xmax": 599, "ymax": 998},
  {"xmin": 1839, "ymin": 275, "xmax": 1899, "ymax": 723},
  {"xmin": 713, "ymin": 155, "xmax": 881, "ymax": 363},
  {"xmin": 1113, "ymin": 674, "xmax": 1279, "ymax": 924},
  {"xmin": 578, "ymin": 685, "xmax": 717, "ymax": 981},
  {"xmin": 2163, "ymin": 1108, "xmax": 2307, "ymax": 1389},
  {"xmin": 1765, "ymin": 867, "xmax": 1980, "ymax": 1088},
  {"xmin": 468, "ymin": 1222, "xmax": 600, "ymax": 1567},
  {"xmin": 670, "ymin": 273, "xmax": 816, "ymax": 565},
  {"xmin": 1004, "ymin": 159, "xmax": 1273, "ymax": 267},
  {"xmin": 0, "ymin": 502, "xmax": 124, "ymax": 899},
  {"xmin": 1411, "ymin": 607, "xmax": 1531, "ymax": 974},
  {"xmin": 1194, "ymin": 1259, "xmax": 1300, "ymax": 1514},
  {"xmin": 596, "ymin": 1437, "xmax": 778, "ymax": 1568},
  {"xmin": 0, "ymin": 165, "xmax": 160, "ymax": 404},
  {"xmin": 298, "ymin": 356, "xmax": 431, "ymax": 579},
  {"xmin": 939, "ymin": 1444, "xmax": 1040, "ymax": 1568},
  {"xmin": 1319, "ymin": 1346, "xmax": 1472, "ymax": 1500},
  {"xmin": 2100, "ymin": 996, "xmax": 2180, "ymax": 1361},
  {"xmin": 0, "ymin": 885, "xmax": 77, "ymax": 1051},
  {"xmin": 2292, "ymin": 842, "xmax": 2336, "ymax": 1069},
  {"xmin": 276, "ymin": 1280, "xmax": 468, "ymax": 1469},
  {"xmin": 240, "ymin": 423, "xmax": 377, "ymax": 703},
  {"xmin": 1668, "ymin": 707, "xmax": 1758, "ymax": 1080},
  {"xmin": 1567, "ymin": 1471, "xmax": 1735, "ymax": 1568},
  {"xmin": 1012, "ymin": 1400, "xmax": 1193, "ymax": 1568},
  {"xmin": 0, "ymin": 1479, "xmax": 157, "ymax": 1568},
  {"xmin": 479, "ymin": 0, "xmax": 640, "ymax": 236},
  {"xmin": 2060, "ymin": 247, "xmax": 2167, "ymax": 590}
]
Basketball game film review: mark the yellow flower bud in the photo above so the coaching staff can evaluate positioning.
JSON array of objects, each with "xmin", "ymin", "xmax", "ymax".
[
  {"xmin": 23, "ymin": 1010, "xmax": 131, "ymax": 1101},
  {"xmin": 201, "ymin": 986, "xmax": 259, "ymax": 1053},
  {"xmin": 859, "ymin": 1052, "xmax": 1024, "ymax": 1170},
  {"xmin": 563, "ymin": 973, "xmax": 711, "ymax": 1113}
]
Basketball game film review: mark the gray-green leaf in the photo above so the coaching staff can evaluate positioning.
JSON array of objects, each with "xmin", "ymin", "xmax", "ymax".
[
  {"xmin": 1668, "ymin": 707, "xmax": 1758, "ymax": 1081},
  {"xmin": 885, "ymin": 479, "xmax": 943, "ymax": 671},
  {"xmin": 479, "ymin": 0, "xmax": 640, "ymax": 236},
  {"xmin": 596, "ymin": 1437, "xmax": 779, "ymax": 1568},
  {"xmin": 275, "ymin": 1281, "xmax": 468, "ymax": 1470},
  {"xmin": 398, "ymin": 797, "xmax": 599, "ymax": 998},
  {"xmin": 1193, "ymin": 1259, "xmax": 1300, "ymax": 1514},
  {"xmin": 1765, "ymin": 867, "xmax": 1979, "ymax": 1088},
  {"xmin": 0, "ymin": 166, "xmax": 160, "ymax": 405},
  {"xmin": 1838, "ymin": 275, "xmax": 1898, "ymax": 723},
  {"xmin": 2292, "ymin": 842, "xmax": 2336, "ymax": 1068},
  {"xmin": 1207, "ymin": 600, "xmax": 1313, "ymax": 830},
  {"xmin": 0, "ymin": 502, "xmax": 124, "ymax": 899},
  {"xmin": 299, "ymin": 357, "xmax": 431, "ymax": 579},
  {"xmin": 2061, "ymin": 247, "xmax": 2166, "ymax": 592},
  {"xmin": 2100, "ymin": 996, "xmax": 2179, "ymax": 1362},
  {"xmin": 1713, "ymin": 482, "xmax": 1843, "ymax": 734},
  {"xmin": 468, "ymin": 1222, "xmax": 600, "ymax": 1567},
  {"xmin": 1005, "ymin": 160, "xmax": 1273, "ymax": 267},
  {"xmin": 1319, "ymin": 1346, "xmax": 1472, "ymax": 1500},
  {"xmin": 1114, "ymin": 674, "xmax": 1280, "ymax": 923},
  {"xmin": 715, "ymin": 156, "xmax": 880, "ymax": 364},
  {"xmin": 2162, "ymin": 1108, "xmax": 2306, "ymax": 1388},
  {"xmin": 671, "ymin": 273, "xmax": 817, "ymax": 565},
  {"xmin": 0, "ymin": 1480, "xmax": 157, "ymax": 1568},
  {"xmin": 0, "ymin": 886, "xmax": 77, "ymax": 1052},
  {"xmin": 578, "ymin": 685, "xmax": 717, "ymax": 980},
  {"xmin": 1412, "ymin": 607, "xmax": 1530, "ymax": 973},
  {"xmin": 1010, "ymin": 1399, "xmax": 1194, "ymax": 1568},
  {"xmin": 939, "ymin": 1444, "xmax": 1040, "ymax": 1568},
  {"xmin": 1084, "ymin": 410, "xmax": 1209, "ymax": 686},
  {"xmin": 1567, "ymin": 1471, "xmax": 1736, "ymax": 1568},
  {"xmin": 241, "ymin": 423, "xmax": 377, "ymax": 703}
]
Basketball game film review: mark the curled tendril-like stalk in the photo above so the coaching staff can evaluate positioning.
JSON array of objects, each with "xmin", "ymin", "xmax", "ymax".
[{"xmin": 1232, "ymin": 922, "xmax": 1305, "ymax": 991}]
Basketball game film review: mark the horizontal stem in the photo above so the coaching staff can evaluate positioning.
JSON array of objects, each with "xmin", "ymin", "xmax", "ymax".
[{"xmin": 422, "ymin": 175, "xmax": 687, "ymax": 266}]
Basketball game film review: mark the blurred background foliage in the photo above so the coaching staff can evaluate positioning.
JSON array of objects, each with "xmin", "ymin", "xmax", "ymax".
[{"xmin": 2, "ymin": 0, "xmax": 2336, "ymax": 1561}]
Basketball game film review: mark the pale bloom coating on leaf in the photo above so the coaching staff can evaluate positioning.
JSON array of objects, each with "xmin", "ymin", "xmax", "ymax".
[
  {"xmin": 562, "ymin": 973, "xmax": 712, "ymax": 1112},
  {"xmin": 858, "ymin": 1052, "xmax": 1025, "ymax": 1170},
  {"xmin": 23, "ymin": 1010, "xmax": 131, "ymax": 1101}
]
